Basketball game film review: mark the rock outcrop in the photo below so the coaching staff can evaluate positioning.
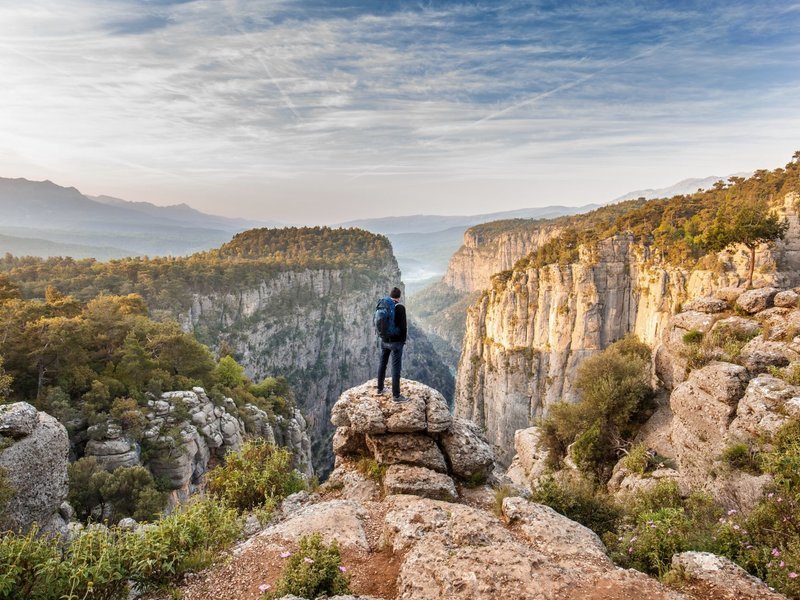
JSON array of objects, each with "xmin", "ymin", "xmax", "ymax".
[
  {"xmin": 672, "ymin": 552, "xmax": 786, "ymax": 600},
  {"xmin": 456, "ymin": 193, "xmax": 800, "ymax": 465},
  {"xmin": 0, "ymin": 402, "xmax": 69, "ymax": 535},
  {"xmin": 175, "ymin": 380, "xmax": 782, "ymax": 600},
  {"xmin": 329, "ymin": 380, "xmax": 494, "ymax": 500},
  {"xmin": 602, "ymin": 294, "xmax": 800, "ymax": 509},
  {"xmin": 85, "ymin": 387, "xmax": 313, "ymax": 506}
]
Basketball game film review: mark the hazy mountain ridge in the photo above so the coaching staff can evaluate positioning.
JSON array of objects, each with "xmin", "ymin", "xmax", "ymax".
[
  {"xmin": 337, "ymin": 204, "xmax": 599, "ymax": 235},
  {"xmin": 0, "ymin": 177, "xmax": 272, "ymax": 258},
  {"xmin": 611, "ymin": 172, "xmax": 752, "ymax": 203}
]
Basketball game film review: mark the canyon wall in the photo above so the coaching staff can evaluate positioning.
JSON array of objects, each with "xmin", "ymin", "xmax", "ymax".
[
  {"xmin": 443, "ymin": 221, "xmax": 563, "ymax": 293},
  {"xmin": 455, "ymin": 193, "xmax": 800, "ymax": 465}
]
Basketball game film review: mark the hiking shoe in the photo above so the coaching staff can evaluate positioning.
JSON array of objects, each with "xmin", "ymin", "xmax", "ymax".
[
  {"xmin": 392, "ymin": 395, "xmax": 410, "ymax": 403},
  {"xmin": 375, "ymin": 388, "xmax": 389, "ymax": 396}
]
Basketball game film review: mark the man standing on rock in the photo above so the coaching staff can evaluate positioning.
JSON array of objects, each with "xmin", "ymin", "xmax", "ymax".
[{"xmin": 375, "ymin": 287, "xmax": 408, "ymax": 402}]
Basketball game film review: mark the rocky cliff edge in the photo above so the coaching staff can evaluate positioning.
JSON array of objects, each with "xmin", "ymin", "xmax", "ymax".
[{"xmin": 175, "ymin": 381, "xmax": 779, "ymax": 600}]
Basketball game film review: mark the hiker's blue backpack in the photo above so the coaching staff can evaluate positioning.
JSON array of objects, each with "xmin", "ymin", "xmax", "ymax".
[{"xmin": 374, "ymin": 297, "xmax": 399, "ymax": 340}]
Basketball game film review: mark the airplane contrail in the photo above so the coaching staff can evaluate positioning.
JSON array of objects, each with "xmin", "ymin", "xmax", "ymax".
[
  {"xmin": 345, "ymin": 41, "xmax": 669, "ymax": 183},
  {"xmin": 222, "ymin": 0, "xmax": 301, "ymax": 120},
  {"xmin": 430, "ymin": 41, "xmax": 669, "ymax": 142}
]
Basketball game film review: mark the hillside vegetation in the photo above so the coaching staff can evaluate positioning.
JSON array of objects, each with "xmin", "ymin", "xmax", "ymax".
[
  {"xmin": 510, "ymin": 153, "xmax": 800, "ymax": 274},
  {"xmin": 0, "ymin": 227, "xmax": 395, "ymax": 311}
]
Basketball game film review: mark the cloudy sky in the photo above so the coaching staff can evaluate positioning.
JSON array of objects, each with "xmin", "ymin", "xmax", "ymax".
[{"xmin": 1, "ymin": 1, "xmax": 799, "ymax": 223}]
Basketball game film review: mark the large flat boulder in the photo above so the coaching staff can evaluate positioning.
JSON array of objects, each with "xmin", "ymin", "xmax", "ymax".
[
  {"xmin": 257, "ymin": 499, "xmax": 371, "ymax": 552},
  {"xmin": 332, "ymin": 379, "xmax": 451, "ymax": 434},
  {"xmin": 736, "ymin": 287, "xmax": 779, "ymax": 314},
  {"xmin": 84, "ymin": 438, "xmax": 140, "ymax": 470},
  {"xmin": 366, "ymin": 433, "xmax": 447, "ymax": 473},
  {"xmin": 683, "ymin": 296, "xmax": 730, "ymax": 314},
  {"xmin": 729, "ymin": 374, "xmax": 800, "ymax": 440},
  {"xmin": 672, "ymin": 552, "xmax": 786, "ymax": 600},
  {"xmin": 774, "ymin": 289, "xmax": 800, "ymax": 308},
  {"xmin": 384, "ymin": 495, "xmax": 684, "ymax": 600},
  {"xmin": 502, "ymin": 497, "xmax": 611, "ymax": 570},
  {"xmin": 383, "ymin": 465, "xmax": 457, "ymax": 501}
]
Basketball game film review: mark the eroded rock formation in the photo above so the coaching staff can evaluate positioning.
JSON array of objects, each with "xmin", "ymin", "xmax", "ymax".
[
  {"xmin": 0, "ymin": 402, "xmax": 69, "ymax": 535},
  {"xmin": 329, "ymin": 379, "xmax": 494, "ymax": 501},
  {"xmin": 85, "ymin": 387, "xmax": 313, "ymax": 507},
  {"xmin": 176, "ymin": 381, "xmax": 777, "ymax": 599}
]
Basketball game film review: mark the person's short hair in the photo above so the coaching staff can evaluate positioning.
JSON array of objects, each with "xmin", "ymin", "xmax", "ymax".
[{"xmin": 390, "ymin": 287, "xmax": 401, "ymax": 299}]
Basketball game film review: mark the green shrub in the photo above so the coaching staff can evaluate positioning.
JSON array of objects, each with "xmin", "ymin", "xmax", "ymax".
[
  {"xmin": 716, "ymin": 419, "xmax": 800, "ymax": 597},
  {"xmin": 629, "ymin": 480, "xmax": 684, "ymax": 514},
  {"xmin": 207, "ymin": 439, "xmax": 305, "ymax": 514},
  {"xmin": 707, "ymin": 325, "xmax": 759, "ymax": 363},
  {"xmin": 612, "ymin": 507, "xmax": 695, "ymax": 577},
  {"xmin": 621, "ymin": 444, "xmax": 651, "ymax": 475},
  {"xmin": 109, "ymin": 397, "xmax": 146, "ymax": 440},
  {"xmin": 539, "ymin": 336, "xmax": 654, "ymax": 481},
  {"xmin": 768, "ymin": 362, "xmax": 800, "ymax": 386},
  {"xmin": 721, "ymin": 443, "xmax": 761, "ymax": 474},
  {"xmin": 682, "ymin": 330, "xmax": 704, "ymax": 345},
  {"xmin": 126, "ymin": 498, "xmax": 241, "ymax": 593},
  {"xmin": 268, "ymin": 533, "xmax": 349, "ymax": 599},
  {"xmin": 531, "ymin": 476, "xmax": 621, "ymax": 538},
  {"xmin": 0, "ymin": 498, "xmax": 241, "ymax": 599},
  {"xmin": 67, "ymin": 457, "xmax": 166, "ymax": 523},
  {"xmin": 214, "ymin": 355, "xmax": 247, "ymax": 389},
  {"xmin": 608, "ymin": 486, "xmax": 724, "ymax": 578},
  {"xmin": 355, "ymin": 457, "xmax": 386, "ymax": 483},
  {"xmin": 0, "ymin": 527, "xmax": 64, "ymax": 598},
  {"xmin": 679, "ymin": 341, "xmax": 716, "ymax": 370},
  {"xmin": 0, "ymin": 525, "xmax": 130, "ymax": 599}
]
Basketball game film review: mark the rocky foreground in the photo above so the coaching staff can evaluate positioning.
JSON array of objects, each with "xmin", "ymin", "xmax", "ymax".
[{"xmin": 176, "ymin": 380, "xmax": 783, "ymax": 600}]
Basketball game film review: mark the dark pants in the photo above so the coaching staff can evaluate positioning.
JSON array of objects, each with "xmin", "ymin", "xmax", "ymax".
[{"xmin": 378, "ymin": 341, "xmax": 404, "ymax": 397}]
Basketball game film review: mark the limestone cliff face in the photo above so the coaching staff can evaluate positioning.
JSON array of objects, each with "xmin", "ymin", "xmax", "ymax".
[
  {"xmin": 456, "ymin": 193, "xmax": 800, "ymax": 465},
  {"xmin": 411, "ymin": 221, "xmax": 561, "ymax": 373},
  {"xmin": 176, "ymin": 264, "xmax": 453, "ymax": 473},
  {"xmin": 443, "ymin": 222, "xmax": 563, "ymax": 293}
]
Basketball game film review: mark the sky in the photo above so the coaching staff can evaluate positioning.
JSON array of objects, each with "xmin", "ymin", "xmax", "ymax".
[{"xmin": 1, "ymin": 1, "xmax": 799, "ymax": 223}]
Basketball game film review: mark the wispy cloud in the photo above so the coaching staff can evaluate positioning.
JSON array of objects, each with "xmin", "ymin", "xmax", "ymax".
[{"xmin": 0, "ymin": 1, "xmax": 798, "ymax": 221}]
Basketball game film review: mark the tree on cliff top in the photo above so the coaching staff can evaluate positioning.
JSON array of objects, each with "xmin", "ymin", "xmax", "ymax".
[{"xmin": 699, "ymin": 201, "xmax": 789, "ymax": 288}]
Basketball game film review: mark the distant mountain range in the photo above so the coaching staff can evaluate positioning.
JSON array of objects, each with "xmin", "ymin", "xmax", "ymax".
[
  {"xmin": 336, "ymin": 205, "xmax": 599, "ymax": 235},
  {"xmin": 0, "ymin": 177, "xmax": 276, "ymax": 258},
  {"xmin": 610, "ymin": 173, "xmax": 752, "ymax": 204}
]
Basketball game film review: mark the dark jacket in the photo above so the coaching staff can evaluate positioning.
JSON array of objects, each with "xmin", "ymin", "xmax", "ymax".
[{"xmin": 386, "ymin": 302, "xmax": 407, "ymax": 343}]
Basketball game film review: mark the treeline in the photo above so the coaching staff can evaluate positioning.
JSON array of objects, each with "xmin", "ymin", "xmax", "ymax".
[
  {"xmin": 510, "ymin": 152, "xmax": 800, "ymax": 272},
  {"xmin": 0, "ymin": 226, "xmax": 394, "ymax": 311},
  {"xmin": 0, "ymin": 289, "xmax": 295, "ymax": 437}
]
